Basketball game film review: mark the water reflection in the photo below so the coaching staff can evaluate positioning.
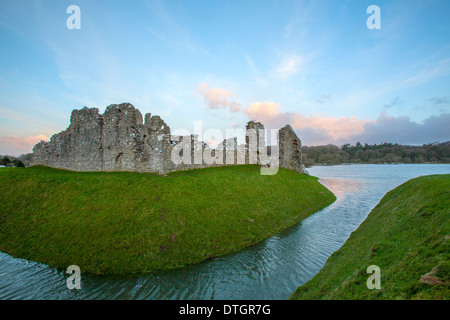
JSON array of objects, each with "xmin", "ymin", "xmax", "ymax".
[
  {"xmin": 1, "ymin": 164, "xmax": 449, "ymax": 299},
  {"xmin": 318, "ymin": 177, "xmax": 367, "ymax": 201}
]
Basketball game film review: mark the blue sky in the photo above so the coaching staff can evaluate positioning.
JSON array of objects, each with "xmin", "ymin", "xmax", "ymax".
[{"xmin": 0, "ymin": 0, "xmax": 449, "ymax": 155}]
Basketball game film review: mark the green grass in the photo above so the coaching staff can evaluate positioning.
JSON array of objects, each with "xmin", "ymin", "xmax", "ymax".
[
  {"xmin": 0, "ymin": 165, "xmax": 335, "ymax": 275},
  {"xmin": 290, "ymin": 174, "xmax": 450, "ymax": 300}
]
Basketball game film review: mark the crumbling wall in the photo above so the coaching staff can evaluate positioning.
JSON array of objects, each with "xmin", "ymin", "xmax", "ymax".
[
  {"xmin": 31, "ymin": 103, "xmax": 306, "ymax": 175},
  {"xmin": 279, "ymin": 124, "xmax": 305, "ymax": 174},
  {"xmin": 32, "ymin": 107, "xmax": 104, "ymax": 171}
]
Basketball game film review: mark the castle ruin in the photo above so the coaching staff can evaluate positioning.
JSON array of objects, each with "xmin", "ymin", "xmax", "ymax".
[{"xmin": 31, "ymin": 103, "xmax": 307, "ymax": 175}]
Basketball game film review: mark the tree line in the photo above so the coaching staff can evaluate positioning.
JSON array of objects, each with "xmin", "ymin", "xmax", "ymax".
[
  {"xmin": 0, "ymin": 154, "xmax": 31, "ymax": 167},
  {"xmin": 301, "ymin": 141, "xmax": 450, "ymax": 167}
]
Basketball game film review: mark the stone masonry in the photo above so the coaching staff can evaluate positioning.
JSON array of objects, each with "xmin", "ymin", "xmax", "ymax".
[{"xmin": 31, "ymin": 103, "xmax": 307, "ymax": 175}]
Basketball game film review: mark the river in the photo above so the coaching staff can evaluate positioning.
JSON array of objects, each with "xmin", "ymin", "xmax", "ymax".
[{"xmin": 0, "ymin": 164, "xmax": 449, "ymax": 299}]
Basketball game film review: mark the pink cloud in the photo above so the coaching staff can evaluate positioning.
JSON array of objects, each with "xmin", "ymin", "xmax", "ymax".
[
  {"xmin": 198, "ymin": 83, "xmax": 241, "ymax": 112},
  {"xmin": 0, "ymin": 134, "xmax": 49, "ymax": 156},
  {"xmin": 243, "ymin": 101, "xmax": 449, "ymax": 145},
  {"xmin": 244, "ymin": 101, "xmax": 370, "ymax": 145}
]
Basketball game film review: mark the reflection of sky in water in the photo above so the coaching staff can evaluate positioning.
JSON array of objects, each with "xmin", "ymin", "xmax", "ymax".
[
  {"xmin": 1, "ymin": 164, "xmax": 449, "ymax": 300},
  {"xmin": 317, "ymin": 178, "xmax": 367, "ymax": 201}
]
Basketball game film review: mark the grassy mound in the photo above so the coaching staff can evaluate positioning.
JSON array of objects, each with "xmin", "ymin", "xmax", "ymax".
[
  {"xmin": 0, "ymin": 165, "xmax": 335, "ymax": 275},
  {"xmin": 290, "ymin": 174, "xmax": 449, "ymax": 300}
]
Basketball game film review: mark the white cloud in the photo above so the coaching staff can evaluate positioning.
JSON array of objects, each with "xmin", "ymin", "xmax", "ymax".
[{"xmin": 272, "ymin": 54, "xmax": 303, "ymax": 80}]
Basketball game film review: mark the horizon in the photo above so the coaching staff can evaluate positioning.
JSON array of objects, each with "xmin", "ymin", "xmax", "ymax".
[{"xmin": 1, "ymin": 0, "xmax": 449, "ymax": 156}]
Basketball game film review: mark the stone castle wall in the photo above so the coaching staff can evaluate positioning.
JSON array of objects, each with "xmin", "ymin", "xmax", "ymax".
[{"xmin": 31, "ymin": 103, "xmax": 307, "ymax": 175}]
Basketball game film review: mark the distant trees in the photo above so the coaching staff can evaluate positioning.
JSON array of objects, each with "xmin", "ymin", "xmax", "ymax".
[
  {"xmin": 17, "ymin": 153, "xmax": 33, "ymax": 167},
  {"xmin": 302, "ymin": 141, "xmax": 450, "ymax": 166},
  {"xmin": 0, "ymin": 155, "xmax": 26, "ymax": 167},
  {"xmin": 1, "ymin": 156, "xmax": 11, "ymax": 166},
  {"xmin": 12, "ymin": 159, "xmax": 25, "ymax": 167}
]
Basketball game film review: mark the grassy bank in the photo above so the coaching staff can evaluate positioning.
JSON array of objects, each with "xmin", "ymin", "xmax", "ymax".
[
  {"xmin": 0, "ymin": 165, "xmax": 335, "ymax": 275},
  {"xmin": 290, "ymin": 174, "xmax": 449, "ymax": 300}
]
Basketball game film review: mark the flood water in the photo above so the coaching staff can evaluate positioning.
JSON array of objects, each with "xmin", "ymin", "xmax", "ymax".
[{"xmin": 1, "ymin": 164, "xmax": 449, "ymax": 300}]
